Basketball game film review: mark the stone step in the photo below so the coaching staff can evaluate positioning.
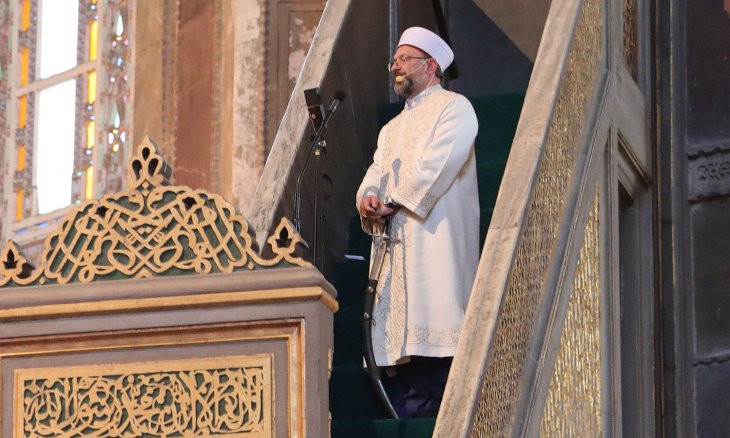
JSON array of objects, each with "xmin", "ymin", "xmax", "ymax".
[
  {"xmin": 332, "ymin": 418, "xmax": 436, "ymax": 438},
  {"xmin": 330, "ymin": 363, "xmax": 391, "ymax": 419}
]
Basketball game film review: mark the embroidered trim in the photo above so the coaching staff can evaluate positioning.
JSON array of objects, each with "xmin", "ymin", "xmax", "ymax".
[
  {"xmin": 374, "ymin": 323, "xmax": 463, "ymax": 354},
  {"xmin": 380, "ymin": 90, "xmax": 455, "ymax": 216},
  {"xmin": 370, "ymin": 89, "xmax": 465, "ymax": 364},
  {"xmin": 408, "ymin": 324, "xmax": 462, "ymax": 346}
]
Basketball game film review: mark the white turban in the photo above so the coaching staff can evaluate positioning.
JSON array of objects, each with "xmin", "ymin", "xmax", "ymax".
[{"xmin": 398, "ymin": 27, "xmax": 454, "ymax": 71}]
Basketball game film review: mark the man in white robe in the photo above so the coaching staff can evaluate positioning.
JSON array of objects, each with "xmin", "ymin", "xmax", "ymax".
[{"xmin": 356, "ymin": 27, "xmax": 479, "ymax": 417}]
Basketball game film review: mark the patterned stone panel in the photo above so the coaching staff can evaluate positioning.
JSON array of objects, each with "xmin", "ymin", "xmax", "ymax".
[
  {"xmin": 688, "ymin": 150, "xmax": 730, "ymax": 201},
  {"xmin": 471, "ymin": 0, "xmax": 602, "ymax": 435},
  {"xmin": 540, "ymin": 188, "xmax": 602, "ymax": 436},
  {"xmin": 15, "ymin": 355, "xmax": 273, "ymax": 437}
]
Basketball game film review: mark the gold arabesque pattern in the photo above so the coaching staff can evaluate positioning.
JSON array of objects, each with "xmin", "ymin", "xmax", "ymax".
[
  {"xmin": 472, "ymin": 0, "xmax": 602, "ymax": 435},
  {"xmin": 0, "ymin": 240, "xmax": 35, "ymax": 282},
  {"xmin": 15, "ymin": 355, "xmax": 273, "ymax": 437},
  {"xmin": 0, "ymin": 137, "xmax": 308, "ymax": 287},
  {"xmin": 540, "ymin": 187, "xmax": 602, "ymax": 436}
]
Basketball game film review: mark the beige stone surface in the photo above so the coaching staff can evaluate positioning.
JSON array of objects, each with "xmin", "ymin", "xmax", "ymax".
[
  {"xmin": 232, "ymin": 0, "xmax": 266, "ymax": 212},
  {"xmin": 246, "ymin": 0, "xmax": 351, "ymax": 243},
  {"xmin": 473, "ymin": 0, "xmax": 552, "ymax": 61},
  {"xmin": 131, "ymin": 0, "xmax": 164, "ymax": 152},
  {"xmin": 174, "ymin": 0, "xmax": 216, "ymax": 191},
  {"xmin": 218, "ymin": 0, "xmax": 235, "ymax": 201},
  {"xmin": 433, "ymin": 0, "xmax": 583, "ymax": 435}
]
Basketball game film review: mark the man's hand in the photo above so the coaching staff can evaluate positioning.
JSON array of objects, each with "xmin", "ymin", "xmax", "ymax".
[{"xmin": 359, "ymin": 195, "xmax": 395, "ymax": 223}]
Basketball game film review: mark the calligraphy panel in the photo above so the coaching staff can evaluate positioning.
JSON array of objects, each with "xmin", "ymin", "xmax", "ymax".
[{"xmin": 14, "ymin": 354, "xmax": 273, "ymax": 437}]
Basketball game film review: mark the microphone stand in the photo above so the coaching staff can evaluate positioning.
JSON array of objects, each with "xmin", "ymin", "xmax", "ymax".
[{"xmin": 294, "ymin": 97, "xmax": 341, "ymax": 270}]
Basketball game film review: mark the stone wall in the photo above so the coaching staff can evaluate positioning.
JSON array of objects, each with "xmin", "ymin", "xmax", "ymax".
[
  {"xmin": 671, "ymin": 1, "xmax": 730, "ymax": 435},
  {"xmin": 131, "ymin": 0, "xmax": 324, "ymax": 214}
]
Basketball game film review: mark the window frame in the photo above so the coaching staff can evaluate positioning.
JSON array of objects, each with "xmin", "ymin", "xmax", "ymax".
[{"xmin": 1, "ymin": 0, "xmax": 132, "ymax": 255}]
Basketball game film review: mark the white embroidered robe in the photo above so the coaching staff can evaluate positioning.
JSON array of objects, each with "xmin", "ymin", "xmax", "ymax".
[{"xmin": 356, "ymin": 84, "xmax": 479, "ymax": 366}]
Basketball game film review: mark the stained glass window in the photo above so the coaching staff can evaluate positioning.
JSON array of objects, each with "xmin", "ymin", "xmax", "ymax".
[
  {"xmin": 1, "ymin": 0, "xmax": 131, "ymax": 255},
  {"xmin": 36, "ymin": 79, "xmax": 76, "ymax": 213},
  {"xmin": 39, "ymin": 0, "xmax": 79, "ymax": 78}
]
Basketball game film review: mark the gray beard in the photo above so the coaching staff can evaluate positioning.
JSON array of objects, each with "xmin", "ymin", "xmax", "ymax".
[{"xmin": 394, "ymin": 76, "xmax": 415, "ymax": 98}]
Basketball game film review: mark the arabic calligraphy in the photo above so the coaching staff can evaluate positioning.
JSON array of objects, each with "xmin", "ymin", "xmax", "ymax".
[
  {"xmin": 1, "ymin": 137, "xmax": 308, "ymax": 287},
  {"xmin": 16, "ymin": 355, "xmax": 272, "ymax": 437}
]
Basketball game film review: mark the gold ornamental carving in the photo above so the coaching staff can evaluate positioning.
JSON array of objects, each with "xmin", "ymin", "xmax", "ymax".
[
  {"xmin": 473, "ymin": 0, "xmax": 603, "ymax": 434},
  {"xmin": 0, "ymin": 137, "xmax": 308, "ymax": 287},
  {"xmin": 15, "ymin": 355, "xmax": 273, "ymax": 437},
  {"xmin": 540, "ymin": 187, "xmax": 602, "ymax": 436}
]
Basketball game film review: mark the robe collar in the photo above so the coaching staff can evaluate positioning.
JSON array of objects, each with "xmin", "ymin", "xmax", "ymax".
[{"xmin": 405, "ymin": 84, "xmax": 442, "ymax": 110}]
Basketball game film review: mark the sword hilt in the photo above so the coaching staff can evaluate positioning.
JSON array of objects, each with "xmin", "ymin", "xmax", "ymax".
[{"xmin": 376, "ymin": 215, "xmax": 399, "ymax": 244}]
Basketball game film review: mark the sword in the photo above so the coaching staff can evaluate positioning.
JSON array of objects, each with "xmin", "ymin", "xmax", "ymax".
[{"xmin": 362, "ymin": 215, "xmax": 399, "ymax": 418}]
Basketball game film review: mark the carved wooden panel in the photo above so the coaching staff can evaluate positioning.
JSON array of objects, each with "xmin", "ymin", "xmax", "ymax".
[
  {"xmin": 15, "ymin": 355, "xmax": 273, "ymax": 437},
  {"xmin": 264, "ymin": 0, "xmax": 325, "ymax": 154},
  {"xmin": 0, "ymin": 137, "xmax": 309, "ymax": 287}
]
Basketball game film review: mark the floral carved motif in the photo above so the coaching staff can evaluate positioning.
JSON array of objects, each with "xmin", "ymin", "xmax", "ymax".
[
  {"xmin": 17, "ymin": 355, "xmax": 272, "ymax": 437},
  {"xmin": 1, "ymin": 137, "xmax": 308, "ymax": 287}
]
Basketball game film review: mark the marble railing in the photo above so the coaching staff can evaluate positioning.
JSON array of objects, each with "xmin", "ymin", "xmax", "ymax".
[{"xmin": 435, "ymin": 0, "xmax": 607, "ymax": 436}]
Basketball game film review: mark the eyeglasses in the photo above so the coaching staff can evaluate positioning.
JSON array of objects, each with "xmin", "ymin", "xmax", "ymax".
[{"xmin": 387, "ymin": 55, "xmax": 429, "ymax": 70}]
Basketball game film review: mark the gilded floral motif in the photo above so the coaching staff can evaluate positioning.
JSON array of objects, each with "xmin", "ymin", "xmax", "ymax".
[
  {"xmin": 0, "ymin": 137, "xmax": 308, "ymax": 287},
  {"xmin": 17, "ymin": 355, "xmax": 272, "ymax": 437}
]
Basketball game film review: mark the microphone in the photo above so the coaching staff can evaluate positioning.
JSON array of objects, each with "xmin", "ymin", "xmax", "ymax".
[
  {"xmin": 328, "ymin": 91, "xmax": 346, "ymax": 114},
  {"xmin": 322, "ymin": 91, "xmax": 346, "ymax": 130},
  {"xmin": 304, "ymin": 87, "xmax": 325, "ymax": 131},
  {"xmin": 394, "ymin": 60, "xmax": 427, "ymax": 85}
]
